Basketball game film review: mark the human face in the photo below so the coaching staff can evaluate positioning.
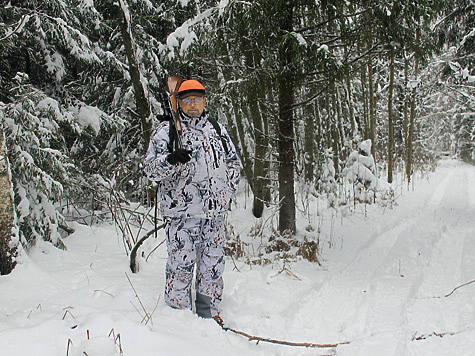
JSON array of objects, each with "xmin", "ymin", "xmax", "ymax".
[{"xmin": 179, "ymin": 95, "xmax": 206, "ymax": 118}]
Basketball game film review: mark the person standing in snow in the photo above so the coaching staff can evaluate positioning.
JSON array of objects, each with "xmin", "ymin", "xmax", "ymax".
[{"xmin": 143, "ymin": 79, "xmax": 241, "ymax": 323}]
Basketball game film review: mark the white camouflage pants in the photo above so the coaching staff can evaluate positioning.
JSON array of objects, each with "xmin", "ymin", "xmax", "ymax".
[{"xmin": 164, "ymin": 216, "xmax": 225, "ymax": 318}]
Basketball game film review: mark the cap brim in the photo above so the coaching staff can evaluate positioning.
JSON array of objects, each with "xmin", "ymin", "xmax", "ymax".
[{"xmin": 177, "ymin": 90, "xmax": 206, "ymax": 99}]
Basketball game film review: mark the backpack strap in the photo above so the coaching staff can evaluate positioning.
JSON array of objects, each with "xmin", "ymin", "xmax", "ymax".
[
  {"xmin": 167, "ymin": 120, "xmax": 180, "ymax": 153},
  {"xmin": 207, "ymin": 116, "xmax": 229, "ymax": 155}
]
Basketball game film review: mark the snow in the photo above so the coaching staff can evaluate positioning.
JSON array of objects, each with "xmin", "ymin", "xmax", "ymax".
[
  {"xmin": 319, "ymin": 44, "xmax": 329, "ymax": 53},
  {"xmin": 1, "ymin": 159, "xmax": 475, "ymax": 355},
  {"xmin": 292, "ymin": 31, "xmax": 307, "ymax": 46},
  {"xmin": 45, "ymin": 51, "xmax": 65, "ymax": 82},
  {"xmin": 75, "ymin": 105, "xmax": 104, "ymax": 134},
  {"xmin": 407, "ymin": 79, "xmax": 419, "ymax": 89}
]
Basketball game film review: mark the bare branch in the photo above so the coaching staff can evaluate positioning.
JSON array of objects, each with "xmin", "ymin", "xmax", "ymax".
[
  {"xmin": 445, "ymin": 279, "xmax": 475, "ymax": 298},
  {"xmin": 220, "ymin": 323, "xmax": 350, "ymax": 349}
]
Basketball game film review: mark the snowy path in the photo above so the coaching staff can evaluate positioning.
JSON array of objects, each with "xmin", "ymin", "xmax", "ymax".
[
  {"xmin": 0, "ymin": 160, "xmax": 474, "ymax": 356},
  {"xmin": 225, "ymin": 160, "xmax": 475, "ymax": 355},
  {"xmin": 300, "ymin": 161, "xmax": 475, "ymax": 355}
]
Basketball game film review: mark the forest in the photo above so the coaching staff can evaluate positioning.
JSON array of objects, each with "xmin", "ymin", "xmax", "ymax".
[{"xmin": 0, "ymin": 0, "xmax": 474, "ymax": 274}]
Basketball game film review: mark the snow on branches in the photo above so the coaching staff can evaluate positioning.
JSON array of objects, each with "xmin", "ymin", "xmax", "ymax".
[{"xmin": 342, "ymin": 139, "xmax": 378, "ymax": 204}]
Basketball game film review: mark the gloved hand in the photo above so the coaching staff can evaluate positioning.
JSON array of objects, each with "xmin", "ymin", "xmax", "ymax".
[
  {"xmin": 157, "ymin": 113, "xmax": 172, "ymax": 122},
  {"xmin": 166, "ymin": 148, "xmax": 192, "ymax": 165}
]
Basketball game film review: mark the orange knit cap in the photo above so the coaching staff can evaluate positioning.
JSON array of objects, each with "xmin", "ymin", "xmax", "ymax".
[{"xmin": 177, "ymin": 79, "xmax": 206, "ymax": 99}]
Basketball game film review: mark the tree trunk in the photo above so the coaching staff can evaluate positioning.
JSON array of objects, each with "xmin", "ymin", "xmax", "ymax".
[
  {"xmin": 335, "ymin": 84, "xmax": 348, "ymax": 163},
  {"xmin": 304, "ymin": 88, "xmax": 317, "ymax": 183},
  {"xmin": 330, "ymin": 83, "xmax": 340, "ymax": 176},
  {"xmin": 0, "ymin": 132, "xmax": 17, "ymax": 275},
  {"xmin": 251, "ymin": 95, "xmax": 266, "ymax": 218},
  {"xmin": 232, "ymin": 99, "xmax": 255, "ymax": 195},
  {"xmin": 406, "ymin": 30, "xmax": 420, "ymax": 184},
  {"xmin": 241, "ymin": 38, "xmax": 268, "ymax": 218},
  {"xmin": 368, "ymin": 58, "xmax": 376, "ymax": 160},
  {"xmin": 406, "ymin": 57, "xmax": 419, "ymax": 183},
  {"xmin": 118, "ymin": 0, "xmax": 152, "ymax": 149},
  {"xmin": 345, "ymin": 72, "xmax": 356, "ymax": 135},
  {"xmin": 259, "ymin": 99, "xmax": 271, "ymax": 206},
  {"xmin": 314, "ymin": 97, "xmax": 323, "ymax": 158},
  {"xmin": 388, "ymin": 49, "xmax": 395, "ymax": 183},
  {"xmin": 361, "ymin": 65, "xmax": 370, "ymax": 140},
  {"xmin": 403, "ymin": 53, "xmax": 409, "ymax": 153},
  {"xmin": 277, "ymin": 2, "xmax": 296, "ymax": 234},
  {"xmin": 217, "ymin": 55, "xmax": 255, "ymax": 197},
  {"xmin": 277, "ymin": 81, "xmax": 296, "ymax": 234}
]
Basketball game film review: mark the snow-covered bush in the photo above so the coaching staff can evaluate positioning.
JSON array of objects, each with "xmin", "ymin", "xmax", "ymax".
[
  {"xmin": 317, "ymin": 149, "xmax": 338, "ymax": 208},
  {"xmin": 342, "ymin": 139, "xmax": 377, "ymax": 204}
]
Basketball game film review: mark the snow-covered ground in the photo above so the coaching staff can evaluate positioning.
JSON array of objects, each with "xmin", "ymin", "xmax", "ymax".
[{"xmin": 1, "ymin": 159, "xmax": 474, "ymax": 356}]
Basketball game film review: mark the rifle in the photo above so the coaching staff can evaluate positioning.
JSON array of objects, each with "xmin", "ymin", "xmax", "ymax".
[{"xmin": 166, "ymin": 76, "xmax": 184, "ymax": 148}]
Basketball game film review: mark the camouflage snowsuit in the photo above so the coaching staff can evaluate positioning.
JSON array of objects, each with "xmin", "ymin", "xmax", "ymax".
[{"xmin": 143, "ymin": 109, "xmax": 240, "ymax": 317}]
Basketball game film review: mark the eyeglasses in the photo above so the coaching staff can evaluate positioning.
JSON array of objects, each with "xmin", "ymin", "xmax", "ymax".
[{"xmin": 181, "ymin": 97, "xmax": 203, "ymax": 105}]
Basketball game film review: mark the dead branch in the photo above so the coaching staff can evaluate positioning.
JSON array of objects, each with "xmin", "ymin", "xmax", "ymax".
[
  {"xmin": 231, "ymin": 256, "xmax": 241, "ymax": 272},
  {"xmin": 125, "ymin": 272, "xmax": 154, "ymax": 325},
  {"xmin": 413, "ymin": 330, "xmax": 458, "ymax": 341},
  {"xmin": 66, "ymin": 338, "xmax": 73, "ymax": 356},
  {"xmin": 221, "ymin": 324, "xmax": 350, "ymax": 349},
  {"xmin": 108, "ymin": 188, "xmax": 135, "ymax": 253},
  {"xmin": 145, "ymin": 238, "xmax": 166, "ymax": 262},
  {"xmin": 62, "ymin": 310, "xmax": 75, "ymax": 320},
  {"xmin": 58, "ymin": 223, "xmax": 75, "ymax": 235},
  {"xmin": 93, "ymin": 289, "xmax": 115, "ymax": 297},
  {"xmin": 445, "ymin": 279, "xmax": 475, "ymax": 298},
  {"xmin": 109, "ymin": 328, "xmax": 124, "ymax": 355},
  {"xmin": 129, "ymin": 223, "xmax": 165, "ymax": 273},
  {"xmin": 272, "ymin": 265, "xmax": 302, "ymax": 281}
]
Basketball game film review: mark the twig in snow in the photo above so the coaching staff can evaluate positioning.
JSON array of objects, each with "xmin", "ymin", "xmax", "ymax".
[
  {"xmin": 413, "ymin": 330, "xmax": 458, "ymax": 341},
  {"xmin": 62, "ymin": 309, "xmax": 75, "ymax": 320},
  {"xmin": 231, "ymin": 256, "xmax": 241, "ymax": 272},
  {"xmin": 109, "ymin": 328, "xmax": 124, "ymax": 355},
  {"xmin": 272, "ymin": 264, "xmax": 302, "ymax": 281},
  {"xmin": 145, "ymin": 238, "xmax": 166, "ymax": 262},
  {"xmin": 66, "ymin": 338, "xmax": 73, "ymax": 356},
  {"xmin": 221, "ymin": 323, "xmax": 350, "ymax": 349},
  {"xmin": 125, "ymin": 272, "xmax": 154, "ymax": 325},
  {"xmin": 93, "ymin": 289, "xmax": 115, "ymax": 297},
  {"xmin": 444, "ymin": 279, "xmax": 475, "ymax": 297}
]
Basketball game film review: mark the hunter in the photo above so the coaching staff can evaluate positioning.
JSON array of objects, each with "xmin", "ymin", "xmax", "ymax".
[{"xmin": 143, "ymin": 79, "xmax": 241, "ymax": 324}]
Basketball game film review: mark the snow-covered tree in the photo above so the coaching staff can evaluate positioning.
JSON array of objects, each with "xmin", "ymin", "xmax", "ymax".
[
  {"xmin": 0, "ymin": 129, "xmax": 18, "ymax": 274},
  {"xmin": 0, "ymin": 0, "xmax": 225, "ymax": 249},
  {"xmin": 318, "ymin": 149, "xmax": 338, "ymax": 208},
  {"xmin": 0, "ymin": 73, "xmax": 114, "ymax": 247},
  {"xmin": 342, "ymin": 139, "xmax": 377, "ymax": 203}
]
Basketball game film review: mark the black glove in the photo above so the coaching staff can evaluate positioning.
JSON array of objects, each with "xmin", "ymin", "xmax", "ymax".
[
  {"xmin": 157, "ymin": 113, "xmax": 172, "ymax": 122},
  {"xmin": 166, "ymin": 148, "xmax": 192, "ymax": 165}
]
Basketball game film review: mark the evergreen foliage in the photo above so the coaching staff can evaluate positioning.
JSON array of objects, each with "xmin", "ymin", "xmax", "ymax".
[{"xmin": 0, "ymin": 0, "xmax": 473, "ymax": 255}]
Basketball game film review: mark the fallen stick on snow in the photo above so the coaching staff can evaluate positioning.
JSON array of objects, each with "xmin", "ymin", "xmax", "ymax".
[
  {"xmin": 413, "ymin": 330, "xmax": 458, "ymax": 341},
  {"xmin": 444, "ymin": 279, "xmax": 475, "ymax": 298},
  {"xmin": 220, "ymin": 323, "xmax": 350, "ymax": 349}
]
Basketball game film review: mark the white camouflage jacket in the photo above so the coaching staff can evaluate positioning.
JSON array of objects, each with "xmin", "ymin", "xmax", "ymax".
[{"xmin": 143, "ymin": 110, "xmax": 241, "ymax": 219}]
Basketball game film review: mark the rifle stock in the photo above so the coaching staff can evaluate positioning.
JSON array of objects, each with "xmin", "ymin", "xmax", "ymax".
[{"xmin": 166, "ymin": 77, "xmax": 184, "ymax": 134}]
